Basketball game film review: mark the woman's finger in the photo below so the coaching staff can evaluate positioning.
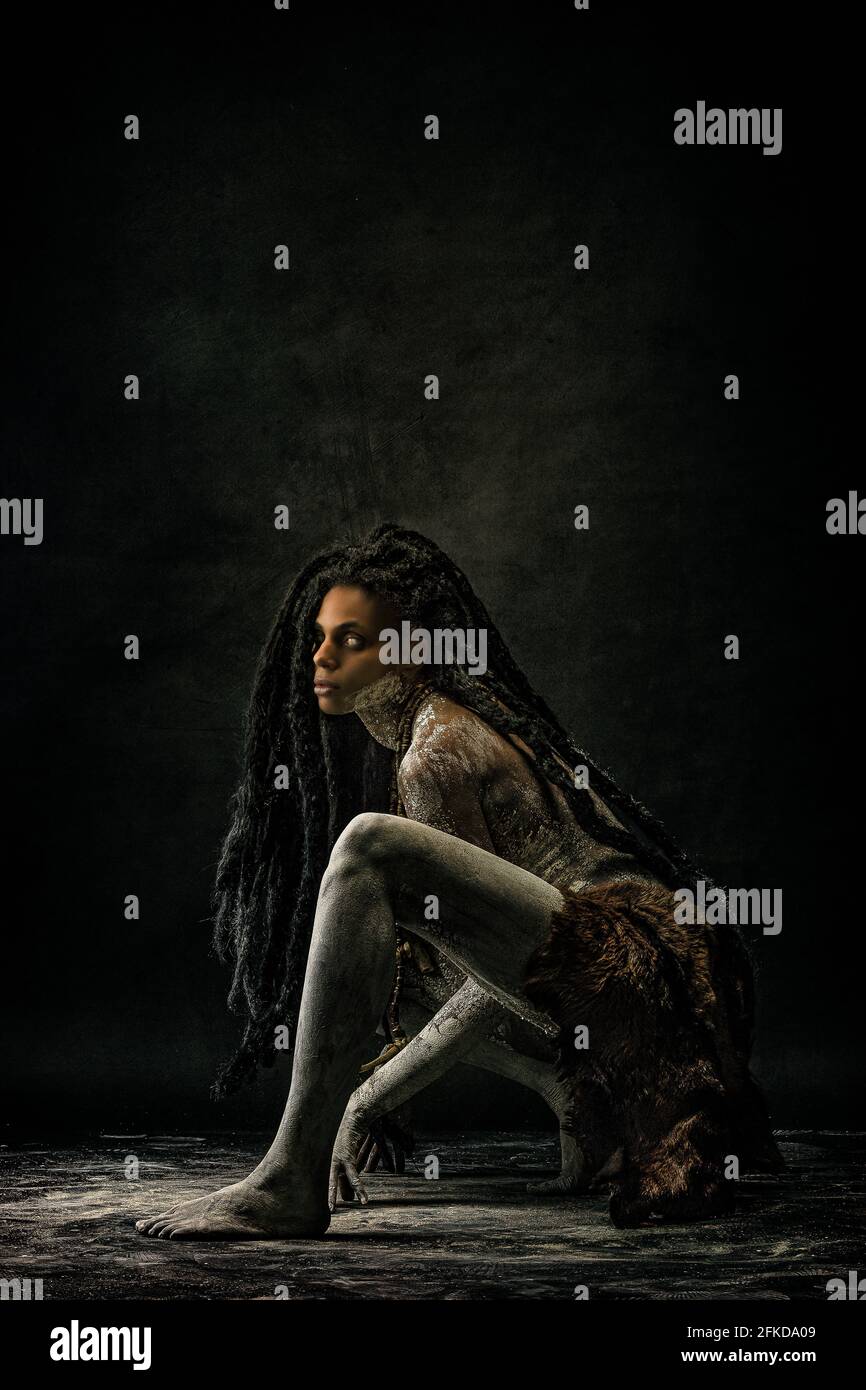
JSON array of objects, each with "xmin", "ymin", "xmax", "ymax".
[
  {"xmin": 328, "ymin": 1164, "xmax": 338, "ymax": 1212},
  {"xmin": 343, "ymin": 1161, "xmax": 369, "ymax": 1205}
]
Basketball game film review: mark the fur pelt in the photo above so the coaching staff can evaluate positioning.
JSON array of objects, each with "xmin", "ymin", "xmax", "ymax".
[{"xmin": 522, "ymin": 878, "xmax": 784, "ymax": 1227}]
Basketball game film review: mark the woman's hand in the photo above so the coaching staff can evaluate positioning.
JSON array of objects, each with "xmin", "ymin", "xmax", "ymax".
[
  {"xmin": 328, "ymin": 1100, "xmax": 373, "ymax": 1210},
  {"xmin": 329, "ymin": 1100, "xmax": 415, "ymax": 1209}
]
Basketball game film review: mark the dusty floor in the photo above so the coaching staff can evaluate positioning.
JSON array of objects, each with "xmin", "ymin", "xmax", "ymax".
[{"xmin": 0, "ymin": 1131, "xmax": 862, "ymax": 1300}]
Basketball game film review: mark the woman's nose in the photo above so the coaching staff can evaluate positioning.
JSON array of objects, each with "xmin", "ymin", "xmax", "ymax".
[{"xmin": 314, "ymin": 642, "xmax": 337, "ymax": 669}]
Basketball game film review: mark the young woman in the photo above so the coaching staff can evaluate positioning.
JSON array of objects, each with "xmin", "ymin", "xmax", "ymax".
[{"xmin": 136, "ymin": 524, "xmax": 782, "ymax": 1240}]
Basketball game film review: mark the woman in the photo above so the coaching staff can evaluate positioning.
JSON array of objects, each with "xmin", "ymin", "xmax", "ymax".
[{"xmin": 136, "ymin": 524, "xmax": 782, "ymax": 1240}]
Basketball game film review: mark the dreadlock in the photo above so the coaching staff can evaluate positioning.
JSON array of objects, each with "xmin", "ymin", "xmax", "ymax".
[{"xmin": 209, "ymin": 522, "xmax": 746, "ymax": 1099}]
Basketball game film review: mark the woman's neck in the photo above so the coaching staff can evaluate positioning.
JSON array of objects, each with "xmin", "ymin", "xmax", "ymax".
[{"xmin": 350, "ymin": 670, "xmax": 427, "ymax": 751}]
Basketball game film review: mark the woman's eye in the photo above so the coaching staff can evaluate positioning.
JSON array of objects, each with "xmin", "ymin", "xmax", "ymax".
[{"xmin": 344, "ymin": 635, "xmax": 365, "ymax": 648}]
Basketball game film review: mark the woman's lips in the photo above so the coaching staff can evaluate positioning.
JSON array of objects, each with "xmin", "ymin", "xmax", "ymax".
[{"xmin": 314, "ymin": 680, "xmax": 339, "ymax": 692}]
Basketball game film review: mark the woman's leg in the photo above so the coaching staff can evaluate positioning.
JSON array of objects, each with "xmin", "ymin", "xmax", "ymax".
[
  {"xmin": 136, "ymin": 811, "xmax": 568, "ymax": 1240},
  {"xmin": 396, "ymin": 969, "xmax": 598, "ymax": 1188},
  {"xmin": 329, "ymin": 975, "xmax": 524, "ymax": 1205},
  {"xmin": 331, "ymin": 987, "xmax": 594, "ymax": 1204},
  {"xmin": 464, "ymin": 1034, "xmax": 598, "ymax": 1194}
]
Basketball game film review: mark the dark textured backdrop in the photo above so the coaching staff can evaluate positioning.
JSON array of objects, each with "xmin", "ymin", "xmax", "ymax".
[{"xmin": 2, "ymin": 3, "xmax": 857, "ymax": 1136}]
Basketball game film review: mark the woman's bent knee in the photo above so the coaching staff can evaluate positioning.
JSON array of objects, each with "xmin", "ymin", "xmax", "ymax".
[{"xmin": 329, "ymin": 812, "xmax": 403, "ymax": 877}]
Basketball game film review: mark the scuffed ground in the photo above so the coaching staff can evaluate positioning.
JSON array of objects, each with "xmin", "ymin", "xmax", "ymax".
[{"xmin": 0, "ymin": 1131, "xmax": 862, "ymax": 1300}]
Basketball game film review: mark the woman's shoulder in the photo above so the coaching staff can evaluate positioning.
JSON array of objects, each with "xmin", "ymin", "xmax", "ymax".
[
  {"xmin": 396, "ymin": 691, "xmax": 507, "ymax": 844},
  {"xmin": 400, "ymin": 689, "xmax": 518, "ymax": 786}
]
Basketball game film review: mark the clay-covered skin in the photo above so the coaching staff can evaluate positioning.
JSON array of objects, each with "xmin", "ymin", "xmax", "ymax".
[
  {"xmin": 135, "ymin": 675, "xmax": 662, "ymax": 1240},
  {"xmin": 357, "ymin": 674, "xmax": 655, "ymax": 1040},
  {"xmin": 336, "ymin": 679, "xmax": 662, "ymax": 1201},
  {"xmin": 400, "ymin": 687, "xmax": 651, "ymax": 890}
]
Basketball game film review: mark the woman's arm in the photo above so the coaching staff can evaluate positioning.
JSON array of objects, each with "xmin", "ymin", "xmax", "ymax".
[{"xmin": 329, "ymin": 974, "xmax": 510, "ymax": 1207}]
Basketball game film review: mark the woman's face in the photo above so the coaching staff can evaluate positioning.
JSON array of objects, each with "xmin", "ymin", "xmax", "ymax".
[{"xmin": 311, "ymin": 585, "xmax": 405, "ymax": 715}]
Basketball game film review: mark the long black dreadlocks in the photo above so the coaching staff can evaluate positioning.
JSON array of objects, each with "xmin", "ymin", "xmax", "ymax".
[{"xmin": 209, "ymin": 522, "xmax": 741, "ymax": 1100}]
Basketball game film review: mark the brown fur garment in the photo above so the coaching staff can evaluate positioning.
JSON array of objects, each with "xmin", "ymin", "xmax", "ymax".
[{"xmin": 522, "ymin": 879, "xmax": 784, "ymax": 1227}]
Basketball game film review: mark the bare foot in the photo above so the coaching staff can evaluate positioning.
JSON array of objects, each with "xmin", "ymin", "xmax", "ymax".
[
  {"xmin": 135, "ymin": 1173, "xmax": 329, "ymax": 1241},
  {"xmin": 526, "ymin": 1144, "xmax": 594, "ymax": 1195},
  {"xmin": 526, "ymin": 1125, "xmax": 592, "ymax": 1195},
  {"xmin": 526, "ymin": 1170, "xmax": 592, "ymax": 1195}
]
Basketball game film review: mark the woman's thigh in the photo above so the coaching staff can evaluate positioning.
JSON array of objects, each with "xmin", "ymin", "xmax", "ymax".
[{"xmin": 338, "ymin": 811, "xmax": 565, "ymax": 1032}]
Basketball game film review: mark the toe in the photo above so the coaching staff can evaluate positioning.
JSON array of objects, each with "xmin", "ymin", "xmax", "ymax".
[{"xmin": 166, "ymin": 1221, "xmax": 207, "ymax": 1240}]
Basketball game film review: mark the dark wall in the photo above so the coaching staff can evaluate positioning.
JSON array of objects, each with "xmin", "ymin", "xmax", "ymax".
[{"xmin": 2, "ymin": 2, "xmax": 857, "ymax": 1136}]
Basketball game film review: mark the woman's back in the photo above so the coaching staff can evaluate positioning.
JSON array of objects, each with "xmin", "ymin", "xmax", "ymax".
[{"xmin": 394, "ymin": 688, "xmax": 663, "ymax": 895}]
